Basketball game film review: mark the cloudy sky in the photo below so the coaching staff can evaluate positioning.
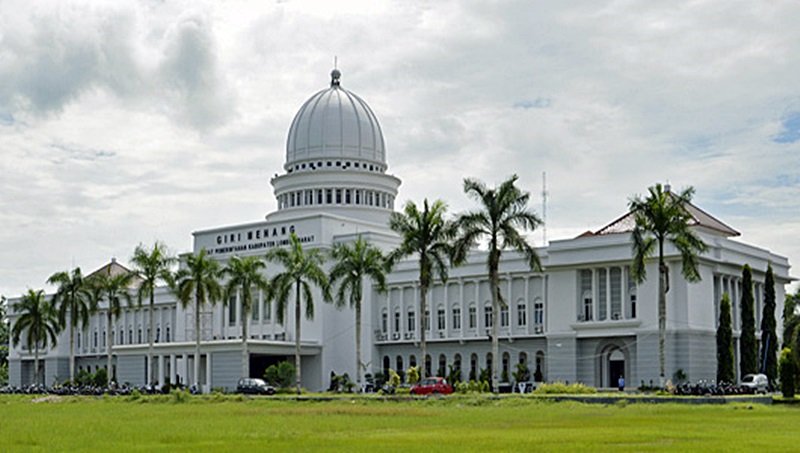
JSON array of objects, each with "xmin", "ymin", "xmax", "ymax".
[{"xmin": 1, "ymin": 0, "xmax": 798, "ymax": 297}]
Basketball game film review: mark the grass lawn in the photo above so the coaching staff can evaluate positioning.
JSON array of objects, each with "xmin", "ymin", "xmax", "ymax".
[{"xmin": 1, "ymin": 394, "xmax": 799, "ymax": 452}]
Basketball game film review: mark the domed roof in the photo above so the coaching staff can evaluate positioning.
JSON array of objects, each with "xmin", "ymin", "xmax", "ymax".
[{"xmin": 286, "ymin": 70, "xmax": 386, "ymax": 168}]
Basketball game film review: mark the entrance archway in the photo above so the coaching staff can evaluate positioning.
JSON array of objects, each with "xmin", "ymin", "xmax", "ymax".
[
  {"xmin": 608, "ymin": 349, "xmax": 625, "ymax": 387},
  {"xmin": 596, "ymin": 343, "xmax": 627, "ymax": 388}
]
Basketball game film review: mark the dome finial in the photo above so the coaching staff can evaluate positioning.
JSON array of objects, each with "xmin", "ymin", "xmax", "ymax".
[{"xmin": 331, "ymin": 68, "xmax": 341, "ymax": 87}]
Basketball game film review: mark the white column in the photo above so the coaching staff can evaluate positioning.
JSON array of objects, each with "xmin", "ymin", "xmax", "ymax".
[
  {"xmin": 525, "ymin": 276, "xmax": 531, "ymax": 334},
  {"xmin": 459, "ymin": 280, "xmax": 465, "ymax": 341},
  {"xmin": 157, "ymin": 355, "xmax": 165, "ymax": 386},
  {"xmin": 205, "ymin": 353, "xmax": 212, "ymax": 392},
  {"xmin": 606, "ymin": 267, "xmax": 611, "ymax": 321},
  {"xmin": 181, "ymin": 353, "xmax": 189, "ymax": 387},
  {"xmin": 443, "ymin": 283, "xmax": 449, "ymax": 336},
  {"xmin": 170, "ymin": 354, "xmax": 177, "ymax": 385},
  {"xmin": 507, "ymin": 275, "xmax": 513, "ymax": 336}
]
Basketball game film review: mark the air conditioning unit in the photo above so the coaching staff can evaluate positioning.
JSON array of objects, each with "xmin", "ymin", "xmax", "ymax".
[
  {"xmin": 438, "ymin": 332, "xmax": 445, "ymax": 339},
  {"xmin": 577, "ymin": 314, "xmax": 585, "ymax": 322},
  {"xmin": 612, "ymin": 313, "xmax": 621, "ymax": 320},
  {"xmin": 534, "ymin": 326, "xmax": 544, "ymax": 334},
  {"xmin": 392, "ymin": 333, "xmax": 401, "ymax": 340},
  {"xmin": 404, "ymin": 332, "xmax": 414, "ymax": 340}
]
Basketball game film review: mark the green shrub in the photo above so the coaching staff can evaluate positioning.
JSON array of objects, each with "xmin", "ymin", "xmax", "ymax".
[
  {"xmin": 395, "ymin": 387, "xmax": 411, "ymax": 395},
  {"xmin": 388, "ymin": 369, "xmax": 401, "ymax": 387},
  {"xmin": 264, "ymin": 361, "xmax": 295, "ymax": 389},
  {"xmin": 93, "ymin": 368, "xmax": 108, "ymax": 387},
  {"xmin": 513, "ymin": 362, "xmax": 530, "ymax": 384},
  {"xmin": 170, "ymin": 388, "xmax": 191, "ymax": 404},
  {"xmin": 406, "ymin": 366, "xmax": 419, "ymax": 385},
  {"xmin": 779, "ymin": 348, "xmax": 796, "ymax": 398},
  {"xmin": 533, "ymin": 381, "xmax": 597, "ymax": 395}
]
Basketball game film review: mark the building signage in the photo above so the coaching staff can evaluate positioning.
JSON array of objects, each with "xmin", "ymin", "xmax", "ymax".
[{"xmin": 205, "ymin": 223, "xmax": 315, "ymax": 256}]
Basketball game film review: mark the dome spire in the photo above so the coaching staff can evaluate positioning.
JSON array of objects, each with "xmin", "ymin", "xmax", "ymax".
[{"xmin": 330, "ymin": 68, "xmax": 341, "ymax": 87}]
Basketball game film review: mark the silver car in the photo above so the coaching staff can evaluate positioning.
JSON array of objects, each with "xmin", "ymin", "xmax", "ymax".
[{"xmin": 740, "ymin": 374, "xmax": 769, "ymax": 394}]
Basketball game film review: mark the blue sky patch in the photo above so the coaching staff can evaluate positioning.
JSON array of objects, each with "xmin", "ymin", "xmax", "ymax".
[
  {"xmin": 514, "ymin": 97, "xmax": 552, "ymax": 109},
  {"xmin": 773, "ymin": 111, "xmax": 800, "ymax": 143}
]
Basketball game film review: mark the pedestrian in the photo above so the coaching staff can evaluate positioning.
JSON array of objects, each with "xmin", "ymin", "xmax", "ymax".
[{"xmin": 618, "ymin": 375, "xmax": 625, "ymax": 392}]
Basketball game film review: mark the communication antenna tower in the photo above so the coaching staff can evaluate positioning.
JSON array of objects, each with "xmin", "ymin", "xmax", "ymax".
[{"xmin": 542, "ymin": 171, "xmax": 548, "ymax": 245}]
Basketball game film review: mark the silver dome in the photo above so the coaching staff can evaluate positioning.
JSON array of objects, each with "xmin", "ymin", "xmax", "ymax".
[{"xmin": 286, "ymin": 70, "xmax": 386, "ymax": 168}]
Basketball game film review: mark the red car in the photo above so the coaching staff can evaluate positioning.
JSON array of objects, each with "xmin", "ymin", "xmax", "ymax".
[{"xmin": 410, "ymin": 377, "xmax": 453, "ymax": 395}]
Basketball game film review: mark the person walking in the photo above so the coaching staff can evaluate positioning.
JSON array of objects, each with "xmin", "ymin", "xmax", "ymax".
[{"xmin": 618, "ymin": 375, "xmax": 625, "ymax": 392}]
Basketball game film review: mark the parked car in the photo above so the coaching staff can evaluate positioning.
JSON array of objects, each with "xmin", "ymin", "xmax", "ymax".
[
  {"xmin": 740, "ymin": 374, "xmax": 769, "ymax": 394},
  {"xmin": 410, "ymin": 377, "xmax": 453, "ymax": 395},
  {"xmin": 236, "ymin": 378, "xmax": 276, "ymax": 395}
]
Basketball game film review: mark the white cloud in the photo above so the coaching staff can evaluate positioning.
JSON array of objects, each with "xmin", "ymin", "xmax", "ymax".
[{"xmin": 1, "ymin": 0, "xmax": 799, "ymax": 296}]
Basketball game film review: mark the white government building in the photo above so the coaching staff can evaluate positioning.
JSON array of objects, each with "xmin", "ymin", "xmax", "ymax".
[{"xmin": 7, "ymin": 69, "xmax": 793, "ymax": 391}]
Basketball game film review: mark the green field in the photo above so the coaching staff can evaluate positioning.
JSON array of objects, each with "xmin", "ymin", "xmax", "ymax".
[{"xmin": 1, "ymin": 395, "xmax": 799, "ymax": 452}]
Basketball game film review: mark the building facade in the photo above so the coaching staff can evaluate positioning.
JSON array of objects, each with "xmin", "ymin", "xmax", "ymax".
[{"xmin": 6, "ymin": 70, "xmax": 792, "ymax": 391}]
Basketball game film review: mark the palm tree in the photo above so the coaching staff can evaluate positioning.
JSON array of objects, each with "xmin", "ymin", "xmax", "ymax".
[
  {"xmin": 452, "ymin": 175, "xmax": 542, "ymax": 393},
  {"xmin": 629, "ymin": 183, "xmax": 707, "ymax": 385},
  {"xmin": 329, "ymin": 236, "xmax": 388, "ymax": 387},
  {"xmin": 388, "ymin": 199, "xmax": 456, "ymax": 379},
  {"xmin": 11, "ymin": 289, "xmax": 60, "ymax": 386},
  {"xmin": 48, "ymin": 267, "xmax": 95, "ymax": 384},
  {"xmin": 174, "ymin": 249, "xmax": 222, "ymax": 392},
  {"xmin": 266, "ymin": 233, "xmax": 331, "ymax": 394},
  {"xmin": 222, "ymin": 255, "xmax": 270, "ymax": 379},
  {"xmin": 88, "ymin": 271, "xmax": 134, "ymax": 385},
  {"xmin": 130, "ymin": 242, "xmax": 176, "ymax": 385}
]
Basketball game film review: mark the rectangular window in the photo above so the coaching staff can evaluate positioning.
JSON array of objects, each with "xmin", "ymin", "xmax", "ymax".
[
  {"xmin": 437, "ymin": 308, "xmax": 446, "ymax": 331},
  {"xmin": 517, "ymin": 302, "xmax": 527, "ymax": 327},
  {"xmin": 610, "ymin": 267, "xmax": 622, "ymax": 319},
  {"xmin": 228, "ymin": 296, "xmax": 237, "ymax": 326},
  {"xmin": 355, "ymin": 190, "xmax": 361, "ymax": 205},
  {"xmin": 381, "ymin": 311, "xmax": 388, "ymax": 333},
  {"xmin": 394, "ymin": 311, "xmax": 401, "ymax": 332},
  {"xmin": 424, "ymin": 310, "xmax": 430, "ymax": 331},
  {"xmin": 469, "ymin": 306, "xmax": 476, "ymax": 329},
  {"xmin": 264, "ymin": 300, "xmax": 271, "ymax": 322},
  {"xmin": 534, "ymin": 302, "xmax": 544, "ymax": 326},
  {"xmin": 345, "ymin": 189, "xmax": 351, "ymax": 204},
  {"xmin": 407, "ymin": 311, "xmax": 416, "ymax": 332},
  {"xmin": 484, "ymin": 306, "xmax": 493, "ymax": 328},
  {"xmin": 336, "ymin": 189, "xmax": 342, "ymax": 204},
  {"xmin": 326, "ymin": 189, "xmax": 333, "ymax": 204},
  {"xmin": 166, "ymin": 327, "xmax": 171, "ymax": 342},
  {"xmin": 452, "ymin": 307, "xmax": 461, "ymax": 330},
  {"xmin": 598, "ymin": 268, "xmax": 607, "ymax": 321},
  {"xmin": 317, "ymin": 189, "xmax": 323, "ymax": 205},
  {"xmin": 252, "ymin": 294, "xmax": 260, "ymax": 321},
  {"xmin": 500, "ymin": 306, "xmax": 509, "ymax": 327}
]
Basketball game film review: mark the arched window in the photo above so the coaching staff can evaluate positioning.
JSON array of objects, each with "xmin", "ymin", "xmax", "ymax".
[
  {"xmin": 396, "ymin": 355, "xmax": 404, "ymax": 374},
  {"xmin": 519, "ymin": 351, "xmax": 528, "ymax": 365},
  {"xmin": 437, "ymin": 305, "xmax": 446, "ymax": 331},
  {"xmin": 470, "ymin": 353, "xmax": 478, "ymax": 381},
  {"xmin": 424, "ymin": 310, "xmax": 430, "ymax": 331},
  {"xmin": 166, "ymin": 326, "xmax": 171, "ymax": 342},
  {"xmin": 425, "ymin": 355, "xmax": 432, "ymax": 378},
  {"xmin": 502, "ymin": 352, "xmax": 510, "ymax": 381},
  {"xmin": 452, "ymin": 305, "xmax": 461, "ymax": 330},
  {"xmin": 119, "ymin": 328, "xmax": 124, "ymax": 345},
  {"xmin": 383, "ymin": 356, "xmax": 390, "ymax": 376},
  {"xmin": 77, "ymin": 332, "xmax": 81, "ymax": 349},
  {"xmin": 394, "ymin": 309, "xmax": 401, "ymax": 333},
  {"xmin": 534, "ymin": 298, "xmax": 544, "ymax": 329},
  {"xmin": 453, "ymin": 353, "xmax": 462, "ymax": 382},
  {"xmin": 535, "ymin": 351, "xmax": 546, "ymax": 382},
  {"xmin": 582, "ymin": 290, "xmax": 593, "ymax": 322},
  {"xmin": 381, "ymin": 309, "xmax": 388, "ymax": 333},
  {"xmin": 485, "ymin": 353, "xmax": 493, "ymax": 379},
  {"xmin": 438, "ymin": 354, "xmax": 447, "ymax": 377},
  {"xmin": 409, "ymin": 355, "xmax": 417, "ymax": 368},
  {"xmin": 484, "ymin": 304, "xmax": 493, "ymax": 329}
]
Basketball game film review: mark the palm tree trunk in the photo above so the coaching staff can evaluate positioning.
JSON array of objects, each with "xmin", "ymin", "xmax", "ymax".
[
  {"xmin": 148, "ymin": 291, "xmax": 155, "ymax": 385},
  {"xmin": 69, "ymin": 323, "xmax": 75, "ymax": 385},
  {"xmin": 419, "ymin": 282, "xmax": 427, "ymax": 379},
  {"xmin": 490, "ymin": 267, "xmax": 500, "ymax": 394},
  {"xmin": 242, "ymin": 297, "xmax": 250, "ymax": 379},
  {"xmin": 34, "ymin": 345, "xmax": 40, "ymax": 387},
  {"xmin": 295, "ymin": 280, "xmax": 302, "ymax": 395},
  {"xmin": 194, "ymin": 296, "xmax": 202, "ymax": 392},
  {"xmin": 107, "ymin": 311, "xmax": 113, "ymax": 386},
  {"xmin": 355, "ymin": 301, "xmax": 362, "ymax": 387},
  {"xmin": 658, "ymin": 244, "xmax": 666, "ymax": 387}
]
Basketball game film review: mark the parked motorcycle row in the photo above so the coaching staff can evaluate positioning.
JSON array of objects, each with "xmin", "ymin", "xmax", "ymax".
[
  {"xmin": 672, "ymin": 380, "xmax": 767, "ymax": 396},
  {"xmin": 0, "ymin": 383, "xmax": 189, "ymax": 396}
]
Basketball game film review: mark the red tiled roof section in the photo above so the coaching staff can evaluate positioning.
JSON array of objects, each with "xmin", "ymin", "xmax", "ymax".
[
  {"xmin": 591, "ymin": 198, "xmax": 740, "ymax": 238},
  {"xmin": 86, "ymin": 259, "xmax": 143, "ymax": 288}
]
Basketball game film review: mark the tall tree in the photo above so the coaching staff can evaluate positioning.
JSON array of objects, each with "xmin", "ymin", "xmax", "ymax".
[
  {"xmin": 175, "ymin": 249, "xmax": 222, "ymax": 393},
  {"xmin": 739, "ymin": 265, "xmax": 757, "ymax": 377},
  {"xmin": 329, "ymin": 236, "xmax": 388, "ymax": 387},
  {"xmin": 452, "ymin": 175, "xmax": 542, "ymax": 393},
  {"xmin": 388, "ymin": 199, "xmax": 456, "ymax": 379},
  {"xmin": 759, "ymin": 265, "xmax": 778, "ymax": 384},
  {"xmin": 88, "ymin": 271, "xmax": 133, "ymax": 385},
  {"xmin": 222, "ymin": 255, "xmax": 270, "ymax": 379},
  {"xmin": 267, "ymin": 233, "xmax": 331, "ymax": 394},
  {"xmin": 11, "ymin": 289, "xmax": 60, "ymax": 386},
  {"xmin": 130, "ymin": 242, "xmax": 176, "ymax": 385},
  {"xmin": 48, "ymin": 268, "xmax": 95, "ymax": 384},
  {"xmin": 629, "ymin": 183, "xmax": 707, "ymax": 385},
  {"xmin": 783, "ymin": 289, "xmax": 800, "ymax": 349},
  {"xmin": 716, "ymin": 293, "xmax": 735, "ymax": 383}
]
